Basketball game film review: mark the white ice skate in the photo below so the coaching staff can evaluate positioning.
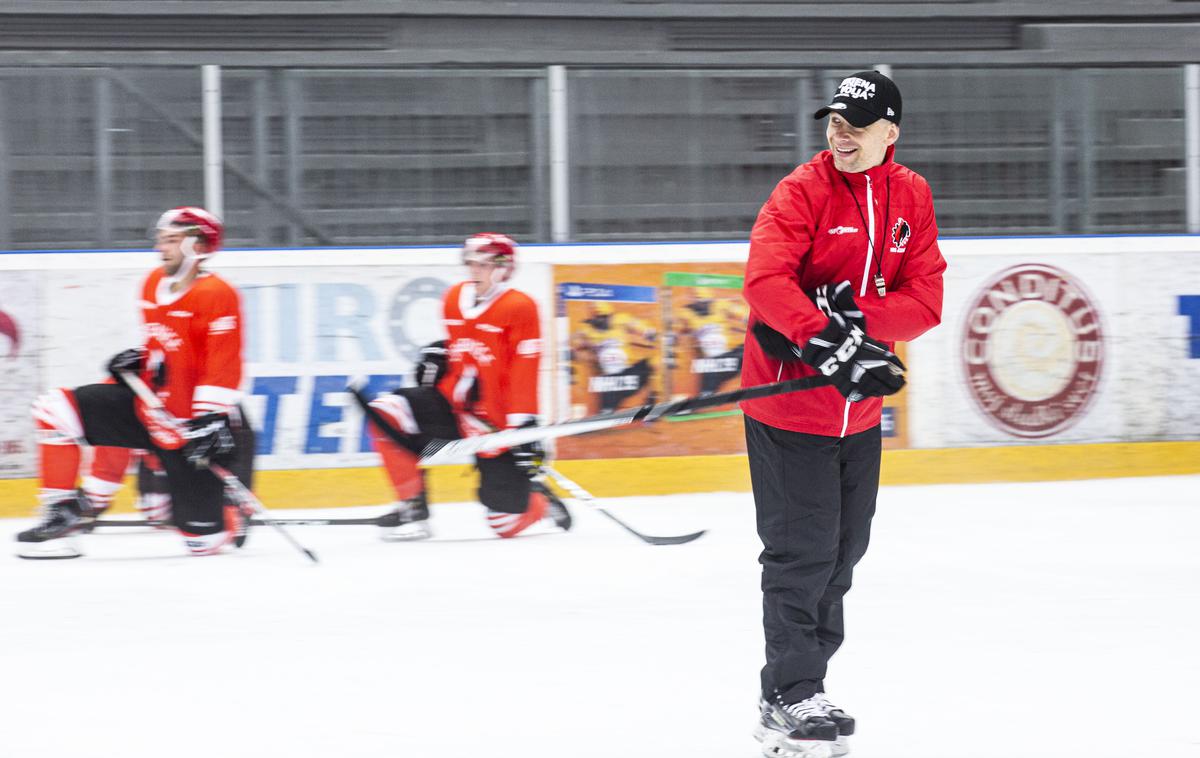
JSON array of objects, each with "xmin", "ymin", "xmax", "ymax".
[{"xmin": 754, "ymin": 696, "xmax": 838, "ymax": 758}]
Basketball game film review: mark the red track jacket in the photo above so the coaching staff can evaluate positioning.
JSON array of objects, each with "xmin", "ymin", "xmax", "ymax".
[{"xmin": 740, "ymin": 146, "xmax": 946, "ymax": 437}]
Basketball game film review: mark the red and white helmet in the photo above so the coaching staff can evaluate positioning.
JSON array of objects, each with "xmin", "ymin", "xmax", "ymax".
[
  {"xmin": 156, "ymin": 206, "xmax": 224, "ymax": 259},
  {"xmin": 462, "ymin": 232, "xmax": 518, "ymax": 269}
]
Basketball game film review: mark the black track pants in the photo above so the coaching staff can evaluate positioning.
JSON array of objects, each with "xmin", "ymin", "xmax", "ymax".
[{"xmin": 744, "ymin": 414, "xmax": 882, "ymax": 704}]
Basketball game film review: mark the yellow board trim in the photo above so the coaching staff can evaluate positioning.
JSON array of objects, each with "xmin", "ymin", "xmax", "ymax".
[{"xmin": 1, "ymin": 441, "xmax": 1197, "ymax": 518}]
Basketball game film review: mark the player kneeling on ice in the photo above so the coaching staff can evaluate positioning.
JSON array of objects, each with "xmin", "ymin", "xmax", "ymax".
[
  {"xmin": 362, "ymin": 233, "xmax": 571, "ymax": 541},
  {"xmin": 15, "ymin": 207, "xmax": 253, "ymax": 559}
]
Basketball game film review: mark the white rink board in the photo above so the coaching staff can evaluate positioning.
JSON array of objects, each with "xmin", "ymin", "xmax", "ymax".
[
  {"xmin": 909, "ymin": 237, "xmax": 1200, "ymax": 447},
  {"xmin": 1, "ymin": 236, "xmax": 1198, "ymax": 476}
]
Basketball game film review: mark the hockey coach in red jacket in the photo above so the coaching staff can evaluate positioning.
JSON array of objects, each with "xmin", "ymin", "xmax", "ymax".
[{"xmin": 743, "ymin": 70, "xmax": 946, "ymax": 757}]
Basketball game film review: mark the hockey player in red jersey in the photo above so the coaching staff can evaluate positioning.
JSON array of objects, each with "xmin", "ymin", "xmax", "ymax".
[
  {"xmin": 366, "ymin": 233, "xmax": 571, "ymax": 540},
  {"xmin": 16, "ymin": 207, "xmax": 252, "ymax": 558}
]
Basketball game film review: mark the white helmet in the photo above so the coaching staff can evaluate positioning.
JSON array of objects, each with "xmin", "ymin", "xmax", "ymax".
[
  {"xmin": 462, "ymin": 232, "xmax": 518, "ymax": 271},
  {"xmin": 155, "ymin": 206, "xmax": 224, "ymax": 282}
]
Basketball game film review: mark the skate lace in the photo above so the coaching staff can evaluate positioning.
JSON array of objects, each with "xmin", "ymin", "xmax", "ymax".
[
  {"xmin": 811, "ymin": 693, "xmax": 839, "ymax": 714},
  {"xmin": 781, "ymin": 697, "xmax": 826, "ymax": 721}
]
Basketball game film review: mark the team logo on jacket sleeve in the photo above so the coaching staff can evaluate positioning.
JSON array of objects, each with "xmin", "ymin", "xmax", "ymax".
[
  {"xmin": 889, "ymin": 218, "xmax": 910, "ymax": 252},
  {"xmin": 962, "ymin": 264, "xmax": 1104, "ymax": 438}
]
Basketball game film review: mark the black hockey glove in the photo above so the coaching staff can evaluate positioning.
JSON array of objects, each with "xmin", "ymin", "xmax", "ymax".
[
  {"xmin": 414, "ymin": 340, "xmax": 449, "ymax": 388},
  {"xmin": 181, "ymin": 413, "xmax": 236, "ymax": 470},
  {"xmin": 510, "ymin": 419, "xmax": 545, "ymax": 477},
  {"xmin": 751, "ymin": 320, "xmax": 805, "ymax": 362},
  {"xmin": 107, "ymin": 347, "xmax": 145, "ymax": 381},
  {"xmin": 752, "ymin": 281, "xmax": 868, "ymax": 362},
  {"xmin": 799, "ymin": 316, "xmax": 906, "ymax": 402},
  {"xmin": 808, "ymin": 280, "xmax": 866, "ymax": 330}
]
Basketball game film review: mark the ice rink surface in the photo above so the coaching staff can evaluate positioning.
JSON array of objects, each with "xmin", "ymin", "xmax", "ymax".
[{"xmin": 3, "ymin": 474, "xmax": 1199, "ymax": 758}]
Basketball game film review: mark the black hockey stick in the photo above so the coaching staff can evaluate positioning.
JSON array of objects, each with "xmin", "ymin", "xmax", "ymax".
[
  {"xmin": 349, "ymin": 374, "xmax": 830, "ymax": 464},
  {"xmin": 540, "ymin": 466, "xmax": 705, "ymax": 546},
  {"xmin": 93, "ymin": 512, "xmax": 401, "ymax": 529},
  {"xmin": 118, "ymin": 371, "xmax": 319, "ymax": 563}
]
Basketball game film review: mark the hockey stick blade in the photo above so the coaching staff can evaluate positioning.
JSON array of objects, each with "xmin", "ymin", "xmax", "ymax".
[
  {"xmin": 414, "ymin": 374, "xmax": 830, "ymax": 464},
  {"xmin": 541, "ymin": 467, "xmax": 706, "ymax": 546}
]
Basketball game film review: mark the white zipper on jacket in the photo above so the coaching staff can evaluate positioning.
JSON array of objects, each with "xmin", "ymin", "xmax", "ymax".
[
  {"xmin": 842, "ymin": 175, "xmax": 876, "ymax": 437},
  {"xmin": 859, "ymin": 175, "xmax": 874, "ymax": 299}
]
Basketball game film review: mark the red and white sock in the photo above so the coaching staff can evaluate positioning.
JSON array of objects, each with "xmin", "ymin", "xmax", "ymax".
[{"xmin": 487, "ymin": 491, "xmax": 549, "ymax": 539}]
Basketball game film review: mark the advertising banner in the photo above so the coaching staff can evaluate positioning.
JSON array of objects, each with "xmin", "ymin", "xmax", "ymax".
[
  {"xmin": 0, "ymin": 271, "xmax": 40, "ymax": 477},
  {"xmin": 552, "ymin": 262, "xmax": 911, "ymax": 459},
  {"xmin": 911, "ymin": 250, "xmax": 1124, "ymax": 446},
  {"xmin": 661, "ymin": 271, "xmax": 746, "ymax": 406}
]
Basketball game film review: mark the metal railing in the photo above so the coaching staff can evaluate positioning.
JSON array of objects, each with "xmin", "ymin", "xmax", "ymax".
[{"xmin": 0, "ymin": 64, "xmax": 1194, "ymax": 251}]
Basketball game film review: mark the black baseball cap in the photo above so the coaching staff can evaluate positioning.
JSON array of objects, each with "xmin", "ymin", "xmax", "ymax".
[{"xmin": 813, "ymin": 70, "xmax": 902, "ymax": 127}]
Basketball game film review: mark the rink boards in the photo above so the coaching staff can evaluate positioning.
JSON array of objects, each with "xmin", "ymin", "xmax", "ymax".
[{"xmin": 1, "ymin": 236, "xmax": 1199, "ymax": 514}]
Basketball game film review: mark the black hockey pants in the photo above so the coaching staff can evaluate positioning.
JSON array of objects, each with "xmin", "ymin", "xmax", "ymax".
[
  {"xmin": 745, "ymin": 415, "xmax": 882, "ymax": 704},
  {"xmin": 387, "ymin": 386, "xmax": 533, "ymax": 515},
  {"xmin": 74, "ymin": 383, "xmax": 244, "ymax": 536}
]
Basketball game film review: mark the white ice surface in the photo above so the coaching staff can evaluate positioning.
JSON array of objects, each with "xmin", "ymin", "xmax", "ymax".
[{"xmin": 3, "ymin": 475, "xmax": 1199, "ymax": 758}]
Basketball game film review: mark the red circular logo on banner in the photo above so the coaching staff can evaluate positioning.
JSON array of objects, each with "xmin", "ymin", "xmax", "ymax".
[
  {"xmin": 0, "ymin": 308, "xmax": 20, "ymax": 358},
  {"xmin": 962, "ymin": 264, "xmax": 1104, "ymax": 438}
]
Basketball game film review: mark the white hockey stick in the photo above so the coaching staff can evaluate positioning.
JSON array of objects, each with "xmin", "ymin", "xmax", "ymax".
[
  {"xmin": 117, "ymin": 370, "xmax": 319, "ymax": 563},
  {"xmin": 540, "ymin": 466, "xmax": 705, "ymax": 546},
  {"xmin": 349, "ymin": 374, "xmax": 829, "ymax": 465}
]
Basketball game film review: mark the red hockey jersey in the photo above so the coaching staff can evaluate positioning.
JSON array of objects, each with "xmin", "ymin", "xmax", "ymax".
[
  {"xmin": 438, "ymin": 281, "xmax": 541, "ymax": 431},
  {"xmin": 139, "ymin": 268, "xmax": 244, "ymax": 420}
]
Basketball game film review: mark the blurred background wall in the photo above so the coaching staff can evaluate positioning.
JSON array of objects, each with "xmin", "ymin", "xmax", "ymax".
[{"xmin": 0, "ymin": 0, "xmax": 1196, "ymax": 249}]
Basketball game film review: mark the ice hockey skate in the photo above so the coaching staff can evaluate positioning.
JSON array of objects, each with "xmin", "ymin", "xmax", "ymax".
[
  {"xmin": 813, "ymin": 693, "xmax": 854, "ymax": 756},
  {"xmin": 225, "ymin": 500, "xmax": 254, "ymax": 549},
  {"xmin": 379, "ymin": 493, "xmax": 432, "ymax": 541},
  {"xmin": 15, "ymin": 491, "xmax": 96, "ymax": 559},
  {"xmin": 754, "ymin": 696, "xmax": 838, "ymax": 758},
  {"xmin": 533, "ymin": 480, "xmax": 573, "ymax": 531}
]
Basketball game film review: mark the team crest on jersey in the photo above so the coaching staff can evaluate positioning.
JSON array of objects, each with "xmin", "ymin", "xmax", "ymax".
[
  {"xmin": 889, "ymin": 219, "xmax": 910, "ymax": 252},
  {"xmin": 145, "ymin": 322, "xmax": 183, "ymax": 351},
  {"xmin": 450, "ymin": 336, "xmax": 496, "ymax": 366}
]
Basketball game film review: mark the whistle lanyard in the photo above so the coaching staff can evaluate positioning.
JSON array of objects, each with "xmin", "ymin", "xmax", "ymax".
[{"xmin": 840, "ymin": 173, "xmax": 890, "ymax": 297}]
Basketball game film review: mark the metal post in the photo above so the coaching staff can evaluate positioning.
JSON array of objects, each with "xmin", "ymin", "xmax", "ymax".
[
  {"xmin": 201, "ymin": 65, "xmax": 224, "ymax": 221},
  {"xmin": 548, "ymin": 65, "xmax": 570, "ymax": 243},
  {"xmin": 1049, "ymin": 73, "xmax": 1068, "ymax": 234},
  {"xmin": 0, "ymin": 78, "xmax": 11, "ymax": 250},
  {"xmin": 94, "ymin": 74, "xmax": 114, "ymax": 248},
  {"xmin": 282, "ymin": 71, "xmax": 302, "ymax": 246},
  {"xmin": 794, "ymin": 75, "xmax": 811, "ymax": 166},
  {"xmin": 529, "ymin": 75, "xmax": 549, "ymax": 242},
  {"xmin": 252, "ymin": 72, "xmax": 271, "ymax": 246},
  {"xmin": 1077, "ymin": 70, "xmax": 1095, "ymax": 233},
  {"xmin": 1186, "ymin": 64, "xmax": 1200, "ymax": 234}
]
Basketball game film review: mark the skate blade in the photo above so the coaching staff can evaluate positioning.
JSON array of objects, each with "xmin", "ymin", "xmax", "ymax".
[
  {"xmin": 380, "ymin": 522, "xmax": 433, "ymax": 542},
  {"xmin": 755, "ymin": 729, "xmax": 833, "ymax": 758},
  {"xmin": 831, "ymin": 737, "xmax": 849, "ymax": 757},
  {"xmin": 16, "ymin": 538, "xmax": 84, "ymax": 560}
]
